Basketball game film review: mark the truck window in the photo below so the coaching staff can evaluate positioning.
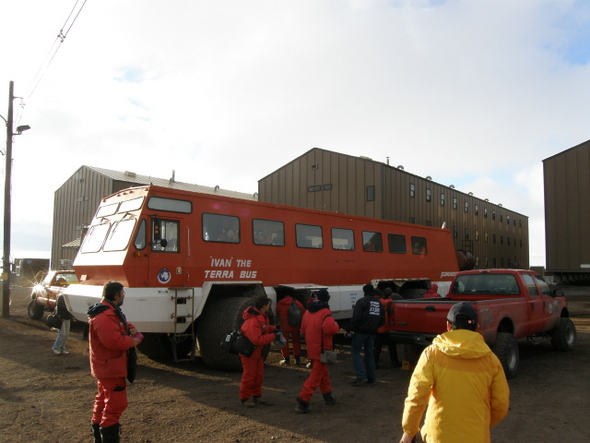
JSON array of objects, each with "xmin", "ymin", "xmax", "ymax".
[
  {"xmin": 203, "ymin": 213, "xmax": 240, "ymax": 243},
  {"xmin": 534, "ymin": 275, "xmax": 552, "ymax": 296},
  {"xmin": 331, "ymin": 228, "xmax": 354, "ymax": 250},
  {"xmin": 362, "ymin": 231, "xmax": 383, "ymax": 252},
  {"xmin": 411, "ymin": 236, "xmax": 428, "ymax": 255},
  {"xmin": 388, "ymin": 234, "xmax": 407, "ymax": 254},
  {"xmin": 522, "ymin": 273, "xmax": 539, "ymax": 296},
  {"xmin": 104, "ymin": 219, "xmax": 137, "ymax": 252},
  {"xmin": 152, "ymin": 219, "xmax": 180, "ymax": 252},
  {"xmin": 453, "ymin": 273, "xmax": 520, "ymax": 295},
  {"xmin": 80, "ymin": 223, "xmax": 111, "ymax": 253},
  {"xmin": 296, "ymin": 224, "xmax": 323, "ymax": 249},
  {"xmin": 119, "ymin": 197, "xmax": 145, "ymax": 213},
  {"xmin": 133, "ymin": 219, "xmax": 147, "ymax": 250},
  {"xmin": 147, "ymin": 196, "xmax": 192, "ymax": 214},
  {"xmin": 96, "ymin": 203, "xmax": 118, "ymax": 218},
  {"xmin": 253, "ymin": 219, "xmax": 284, "ymax": 246}
]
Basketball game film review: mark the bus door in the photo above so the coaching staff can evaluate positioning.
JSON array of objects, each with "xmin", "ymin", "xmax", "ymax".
[{"xmin": 147, "ymin": 216, "xmax": 188, "ymax": 287}]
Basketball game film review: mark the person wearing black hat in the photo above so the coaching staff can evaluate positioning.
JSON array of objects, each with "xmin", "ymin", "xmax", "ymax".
[
  {"xmin": 346, "ymin": 284, "xmax": 385, "ymax": 386},
  {"xmin": 399, "ymin": 302, "xmax": 510, "ymax": 443},
  {"xmin": 295, "ymin": 289, "xmax": 339, "ymax": 413}
]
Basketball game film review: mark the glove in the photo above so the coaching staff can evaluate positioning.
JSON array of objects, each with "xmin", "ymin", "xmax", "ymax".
[{"xmin": 274, "ymin": 331, "xmax": 283, "ymax": 340}]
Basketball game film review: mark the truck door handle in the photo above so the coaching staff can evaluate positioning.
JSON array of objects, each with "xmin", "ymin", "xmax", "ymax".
[{"xmin": 425, "ymin": 306, "xmax": 436, "ymax": 312}]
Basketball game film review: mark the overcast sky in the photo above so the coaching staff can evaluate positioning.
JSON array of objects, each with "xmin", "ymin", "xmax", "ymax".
[{"xmin": 2, "ymin": 0, "xmax": 589, "ymax": 267}]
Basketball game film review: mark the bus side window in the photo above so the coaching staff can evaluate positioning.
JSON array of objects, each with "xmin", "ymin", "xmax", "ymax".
[
  {"xmin": 134, "ymin": 219, "xmax": 147, "ymax": 250},
  {"xmin": 152, "ymin": 219, "xmax": 180, "ymax": 252}
]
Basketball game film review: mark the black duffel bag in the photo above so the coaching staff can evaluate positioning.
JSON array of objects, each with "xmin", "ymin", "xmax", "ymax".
[
  {"xmin": 45, "ymin": 314, "xmax": 63, "ymax": 329},
  {"xmin": 221, "ymin": 330, "xmax": 256, "ymax": 357}
]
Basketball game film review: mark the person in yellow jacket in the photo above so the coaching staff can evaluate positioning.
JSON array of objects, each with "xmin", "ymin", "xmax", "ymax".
[{"xmin": 400, "ymin": 302, "xmax": 510, "ymax": 443}]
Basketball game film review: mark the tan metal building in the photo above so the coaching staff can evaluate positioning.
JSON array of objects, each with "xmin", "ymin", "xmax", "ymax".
[
  {"xmin": 51, "ymin": 166, "xmax": 257, "ymax": 269},
  {"xmin": 543, "ymin": 140, "xmax": 590, "ymax": 284},
  {"xmin": 258, "ymin": 148, "xmax": 529, "ymax": 269}
]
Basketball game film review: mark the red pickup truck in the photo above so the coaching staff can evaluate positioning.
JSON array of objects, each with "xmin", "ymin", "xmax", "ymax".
[
  {"xmin": 27, "ymin": 270, "xmax": 78, "ymax": 320},
  {"xmin": 389, "ymin": 269, "xmax": 576, "ymax": 378}
]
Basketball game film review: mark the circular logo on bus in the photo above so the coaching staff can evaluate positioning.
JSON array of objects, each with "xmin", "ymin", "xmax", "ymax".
[{"xmin": 157, "ymin": 268, "xmax": 172, "ymax": 284}]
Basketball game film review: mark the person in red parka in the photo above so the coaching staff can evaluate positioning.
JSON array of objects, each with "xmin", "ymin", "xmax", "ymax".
[
  {"xmin": 424, "ymin": 283, "xmax": 439, "ymax": 298},
  {"xmin": 295, "ymin": 289, "xmax": 340, "ymax": 413},
  {"xmin": 86, "ymin": 281, "xmax": 142, "ymax": 443},
  {"xmin": 239, "ymin": 295, "xmax": 279, "ymax": 407},
  {"xmin": 275, "ymin": 292, "xmax": 305, "ymax": 365},
  {"xmin": 373, "ymin": 287, "xmax": 401, "ymax": 368}
]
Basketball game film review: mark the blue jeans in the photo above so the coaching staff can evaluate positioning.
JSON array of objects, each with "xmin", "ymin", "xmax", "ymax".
[
  {"xmin": 53, "ymin": 319, "xmax": 70, "ymax": 352},
  {"xmin": 351, "ymin": 332, "xmax": 376, "ymax": 382}
]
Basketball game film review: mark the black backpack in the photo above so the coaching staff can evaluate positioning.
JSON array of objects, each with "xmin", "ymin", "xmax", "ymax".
[{"xmin": 287, "ymin": 301, "xmax": 303, "ymax": 326}]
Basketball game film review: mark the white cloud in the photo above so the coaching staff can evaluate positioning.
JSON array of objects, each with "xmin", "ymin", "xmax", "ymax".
[{"xmin": 1, "ymin": 0, "xmax": 590, "ymax": 265}]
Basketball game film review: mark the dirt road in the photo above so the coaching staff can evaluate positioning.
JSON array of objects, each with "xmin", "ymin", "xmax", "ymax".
[{"xmin": 1, "ymin": 286, "xmax": 589, "ymax": 442}]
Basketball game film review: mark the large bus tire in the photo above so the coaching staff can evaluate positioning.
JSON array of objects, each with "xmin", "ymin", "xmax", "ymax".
[
  {"xmin": 138, "ymin": 333, "xmax": 195, "ymax": 359},
  {"xmin": 197, "ymin": 296, "xmax": 255, "ymax": 371}
]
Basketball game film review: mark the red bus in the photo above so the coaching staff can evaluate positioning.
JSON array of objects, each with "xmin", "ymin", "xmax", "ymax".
[{"xmin": 64, "ymin": 184, "xmax": 469, "ymax": 369}]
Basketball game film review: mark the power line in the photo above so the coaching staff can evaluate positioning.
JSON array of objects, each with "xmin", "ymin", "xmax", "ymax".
[{"xmin": 16, "ymin": 0, "xmax": 89, "ymax": 125}]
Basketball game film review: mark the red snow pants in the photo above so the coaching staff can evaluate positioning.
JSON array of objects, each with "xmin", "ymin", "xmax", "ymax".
[
  {"xmin": 92, "ymin": 377, "xmax": 128, "ymax": 427},
  {"xmin": 239, "ymin": 355, "xmax": 265, "ymax": 400},
  {"xmin": 299, "ymin": 359, "xmax": 331, "ymax": 402}
]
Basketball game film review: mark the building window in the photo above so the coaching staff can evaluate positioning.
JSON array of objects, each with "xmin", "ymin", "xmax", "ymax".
[
  {"xmin": 475, "ymin": 231, "xmax": 479, "ymax": 241},
  {"xmin": 500, "ymin": 213, "xmax": 503, "ymax": 223},
  {"xmin": 465, "ymin": 228, "xmax": 469, "ymax": 239},
  {"xmin": 441, "ymin": 193, "xmax": 445, "ymax": 206},
  {"xmin": 367, "ymin": 185, "xmax": 375, "ymax": 201},
  {"xmin": 453, "ymin": 197, "xmax": 457, "ymax": 210},
  {"xmin": 484, "ymin": 208, "xmax": 488, "ymax": 218},
  {"xmin": 493, "ymin": 234, "xmax": 496, "ymax": 244},
  {"xmin": 464, "ymin": 201, "xmax": 469, "ymax": 213},
  {"xmin": 426, "ymin": 188, "xmax": 431, "ymax": 202},
  {"xmin": 500, "ymin": 236, "xmax": 504, "ymax": 245},
  {"xmin": 425, "ymin": 220, "xmax": 432, "ymax": 226},
  {"xmin": 492, "ymin": 211, "xmax": 496, "ymax": 220},
  {"xmin": 507, "ymin": 237, "xmax": 510, "ymax": 246},
  {"xmin": 409, "ymin": 217, "xmax": 416, "ymax": 224},
  {"xmin": 507, "ymin": 215, "xmax": 510, "ymax": 224},
  {"xmin": 323, "ymin": 184, "xmax": 332, "ymax": 190},
  {"xmin": 519, "ymin": 219, "xmax": 522, "ymax": 228},
  {"xmin": 410, "ymin": 183, "xmax": 415, "ymax": 198},
  {"xmin": 475, "ymin": 204, "xmax": 478, "ymax": 215},
  {"xmin": 307, "ymin": 185, "xmax": 321, "ymax": 192},
  {"xmin": 453, "ymin": 226, "xmax": 458, "ymax": 238},
  {"xmin": 485, "ymin": 232, "xmax": 488, "ymax": 242}
]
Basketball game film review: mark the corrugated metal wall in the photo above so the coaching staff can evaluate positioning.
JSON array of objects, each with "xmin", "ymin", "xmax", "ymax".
[
  {"xmin": 259, "ymin": 148, "xmax": 529, "ymax": 269},
  {"xmin": 51, "ymin": 167, "xmax": 114, "ymax": 269},
  {"xmin": 544, "ymin": 141, "xmax": 590, "ymax": 276}
]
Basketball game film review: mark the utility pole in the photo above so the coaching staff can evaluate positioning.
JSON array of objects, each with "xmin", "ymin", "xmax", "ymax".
[{"xmin": 2, "ymin": 81, "xmax": 14, "ymax": 318}]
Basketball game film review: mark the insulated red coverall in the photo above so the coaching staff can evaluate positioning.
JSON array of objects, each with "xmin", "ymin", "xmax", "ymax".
[
  {"xmin": 239, "ymin": 306, "xmax": 276, "ymax": 400},
  {"xmin": 298, "ymin": 302, "xmax": 340, "ymax": 402},
  {"xmin": 88, "ymin": 301, "xmax": 136, "ymax": 427},
  {"xmin": 275, "ymin": 296, "xmax": 305, "ymax": 359}
]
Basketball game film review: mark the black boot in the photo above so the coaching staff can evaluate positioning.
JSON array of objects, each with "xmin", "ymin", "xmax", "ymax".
[
  {"xmin": 91, "ymin": 423, "xmax": 102, "ymax": 443},
  {"xmin": 323, "ymin": 392, "xmax": 337, "ymax": 405},
  {"xmin": 100, "ymin": 424, "xmax": 120, "ymax": 443},
  {"xmin": 295, "ymin": 397, "xmax": 310, "ymax": 413}
]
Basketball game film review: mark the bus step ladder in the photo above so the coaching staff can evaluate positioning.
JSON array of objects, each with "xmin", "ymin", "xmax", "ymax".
[{"xmin": 171, "ymin": 288, "xmax": 196, "ymax": 362}]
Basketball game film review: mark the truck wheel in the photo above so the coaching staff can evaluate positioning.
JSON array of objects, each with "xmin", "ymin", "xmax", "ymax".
[
  {"xmin": 401, "ymin": 288, "xmax": 427, "ymax": 299},
  {"xmin": 197, "ymin": 296, "xmax": 255, "ymax": 371},
  {"xmin": 403, "ymin": 344, "xmax": 424, "ymax": 366},
  {"xmin": 493, "ymin": 332, "xmax": 519, "ymax": 379},
  {"xmin": 27, "ymin": 299, "xmax": 44, "ymax": 320},
  {"xmin": 550, "ymin": 318, "xmax": 577, "ymax": 351},
  {"xmin": 137, "ymin": 333, "xmax": 195, "ymax": 360}
]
